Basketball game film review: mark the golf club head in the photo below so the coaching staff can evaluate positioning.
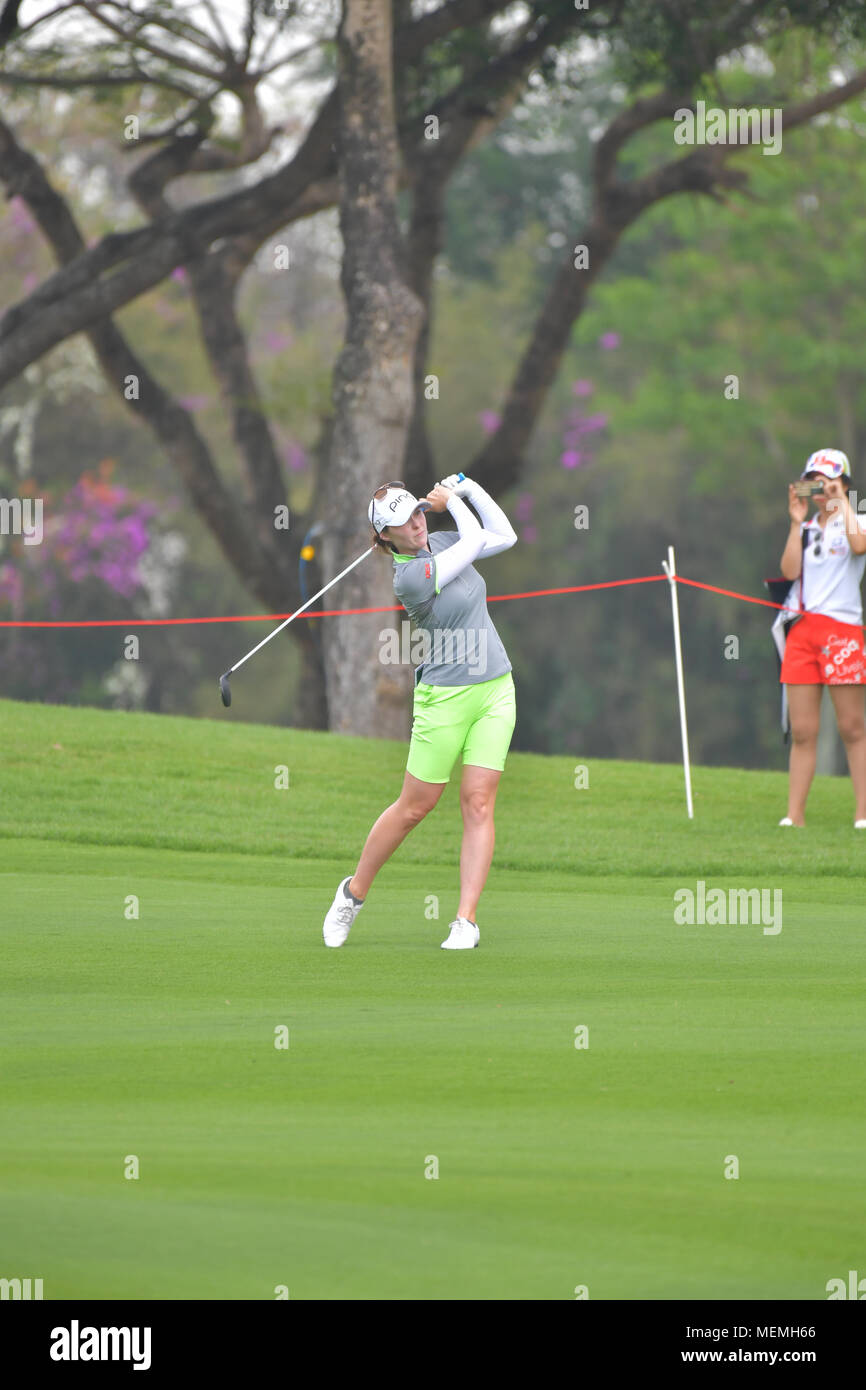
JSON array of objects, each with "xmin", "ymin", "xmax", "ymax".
[{"xmin": 219, "ymin": 673, "xmax": 232, "ymax": 707}]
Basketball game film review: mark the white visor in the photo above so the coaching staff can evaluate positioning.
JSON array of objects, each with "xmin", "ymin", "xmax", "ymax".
[{"xmin": 369, "ymin": 487, "xmax": 431, "ymax": 534}]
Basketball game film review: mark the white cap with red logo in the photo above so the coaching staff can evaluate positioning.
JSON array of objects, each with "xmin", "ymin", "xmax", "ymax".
[{"xmin": 801, "ymin": 448, "xmax": 851, "ymax": 480}]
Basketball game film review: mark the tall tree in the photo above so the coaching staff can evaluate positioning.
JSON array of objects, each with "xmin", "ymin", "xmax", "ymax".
[
  {"xmin": 323, "ymin": 0, "xmax": 424, "ymax": 735},
  {"xmin": 2, "ymin": 1, "xmax": 866, "ymax": 733}
]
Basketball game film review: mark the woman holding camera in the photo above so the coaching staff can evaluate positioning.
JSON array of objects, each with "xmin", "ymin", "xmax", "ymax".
[{"xmin": 779, "ymin": 449, "xmax": 866, "ymax": 827}]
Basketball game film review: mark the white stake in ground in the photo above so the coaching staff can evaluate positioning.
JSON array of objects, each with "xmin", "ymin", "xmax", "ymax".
[{"xmin": 661, "ymin": 544, "xmax": 694, "ymax": 819}]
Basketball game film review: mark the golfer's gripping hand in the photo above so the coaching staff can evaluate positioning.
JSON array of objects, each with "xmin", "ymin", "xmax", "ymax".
[
  {"xmin": 425, "ymin": 483, "xmax": 455, "ymax": 513},
  {"xmin": 440, "ymin": 473, "xmax": 474, "ymax": 498},
  {"xmin": 440, "ymin": 475, "xmax": 517, "ymax": 558}
]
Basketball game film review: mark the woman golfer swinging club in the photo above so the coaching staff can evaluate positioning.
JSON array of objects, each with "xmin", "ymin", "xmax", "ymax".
[{"xmin": 321, "ymin": 474, "xmax": 517, "ymax": 949}]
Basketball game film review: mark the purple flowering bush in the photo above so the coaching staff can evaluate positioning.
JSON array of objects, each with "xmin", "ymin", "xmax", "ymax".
[
  {"xmin": 0, "ymin": 462, "xmax": 158, "ymax": 619},
  {"xmin": 0, "ymin": 462, "xmax": 166, "ymax": 704}
]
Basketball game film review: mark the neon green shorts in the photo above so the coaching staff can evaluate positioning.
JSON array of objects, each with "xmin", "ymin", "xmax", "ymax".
[{"xmin": 406, "ymin": 672, "xmax": 516, "ymax": 784}]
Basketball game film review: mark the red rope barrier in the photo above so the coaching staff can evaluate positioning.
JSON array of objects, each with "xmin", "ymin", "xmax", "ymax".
[
  {"xmin": 0, "ymin": 570, "xmax": 856, "ymax": 629},
  {"xmin": 0, "ymin": 572, "xmax": 669, "ymax": 627},
  {"xmin": 675, "ymin": 575, "xmax": 791, "ymax": 611},
  {"xmin": 677, "ymin": 575, "xmax": 866, "ymax": 633}
]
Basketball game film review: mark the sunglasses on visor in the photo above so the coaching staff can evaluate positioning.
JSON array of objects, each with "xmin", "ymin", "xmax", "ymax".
[{"xmin": 372, "ymin": 480, "xmax": 406, "ymax": 500}]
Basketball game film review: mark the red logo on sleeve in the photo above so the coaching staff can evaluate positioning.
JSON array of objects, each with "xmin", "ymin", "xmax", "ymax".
[{"xmin": 425, "ymin": 563, "xmax": 432, "ymax": 579}]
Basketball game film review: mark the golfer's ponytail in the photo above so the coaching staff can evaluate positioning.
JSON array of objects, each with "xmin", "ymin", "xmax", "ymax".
[{"xmin": 371, "ymin": 527, "xmax": 397, "ymax": 555}]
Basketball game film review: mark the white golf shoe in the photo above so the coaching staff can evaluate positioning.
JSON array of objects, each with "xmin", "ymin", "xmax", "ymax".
[
  {"xmin": 440, "ymin": 917, "xmax": 479, "ymax": 950},
  {"xmin": 323, "ymin": 877, "xmax": 365, "ymax": 947}
]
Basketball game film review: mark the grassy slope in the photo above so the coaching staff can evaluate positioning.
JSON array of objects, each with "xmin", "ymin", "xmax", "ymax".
[{"xmin": 0, "ymin": 697, "xmax": 863, "ymax": 1300}]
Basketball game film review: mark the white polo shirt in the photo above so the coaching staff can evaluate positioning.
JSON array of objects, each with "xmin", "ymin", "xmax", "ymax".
[{"xmin": 797, "ymin": 508, "xmax": 866, "ymax": 624}]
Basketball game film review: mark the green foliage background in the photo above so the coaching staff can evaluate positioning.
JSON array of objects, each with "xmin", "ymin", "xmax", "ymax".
[{"xmin": 2, "ymin": 37, "xmax": 866, "ymax": 769}]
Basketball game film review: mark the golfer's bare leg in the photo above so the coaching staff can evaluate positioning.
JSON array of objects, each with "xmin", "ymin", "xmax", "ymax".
[
  {"xmin": 829, "ymin": 685, "xmax": 866, "ymax": 821},
  {"xmin": 786, "ymin": 684, "xmax": 822, "ymax": 825},
  {"xmin": 349, "ymin": 771, "xmax": 446, "ymax": 899},
  {"xmin": 458, "ymin": 764, "xmax": 501, "ymax": 922}
]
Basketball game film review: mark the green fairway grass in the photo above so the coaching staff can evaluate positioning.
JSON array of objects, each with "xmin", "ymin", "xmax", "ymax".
[{"xmin": 1, "ymin": 697, "xmax": 864, "ymax": 1299}]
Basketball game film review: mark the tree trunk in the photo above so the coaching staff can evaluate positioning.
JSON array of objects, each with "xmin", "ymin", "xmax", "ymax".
[{"xmin": 322, "ymin": 0, "xmax": 425, "ymax": 737}]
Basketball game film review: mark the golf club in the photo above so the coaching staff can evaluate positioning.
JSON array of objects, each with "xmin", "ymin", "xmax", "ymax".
[
  {"xmin": 219, "ymin": 544, "xmax": 375, "ymax": 707},
  {"xmin": 219, "ymin": 475, "xmax": 464, "ymax": 706}
]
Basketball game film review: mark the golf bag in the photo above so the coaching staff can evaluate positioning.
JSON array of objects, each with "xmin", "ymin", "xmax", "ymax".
[{"xmin": 765, "ymin": 529, "xmax": 808, "ymax": 744}]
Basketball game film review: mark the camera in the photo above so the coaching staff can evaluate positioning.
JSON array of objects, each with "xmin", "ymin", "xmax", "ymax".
[{"xmin": 793, "ymin": 480, "xmax": 825, "ymax": 499}]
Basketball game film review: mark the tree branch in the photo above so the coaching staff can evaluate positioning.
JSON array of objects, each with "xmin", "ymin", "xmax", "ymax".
[
  {"xmin": 401, "ymin": 0, "xmax": 597, "ymax": 489},
  {"xmin": 0, "ymin": 0, "xmax": 528, "ymax": 388},
  {"xmin": 199, "ymin": 0, "xmax": 234, "ymax": 58},
  {"xmin": 466, "ymin": 66, "xmax": 866, "ymax": 492},
  {"xmin": 0, "ymin": 84, "xmax": 337, "ymax": 387},
  {"xmin": 780, "ymin": 64, "xmax": 866, "ymax": 130},
  {"xmin": 0, "ymin": 67, "xmax": 204, "ymax": 97},
  {"xmin": 6, "ymin": 0, "xmax": 826, "ymax": 398},
  {"xmin": 592, "ymin": 89, "xmax": 694, "ymax": 200},
  {"xmin": 125, "ymin": 115, "xmax": 293, "ymax": 590},
  {"xmin": 79, "ymin": 2, "xmax": 225, "ymax": 82},
  {"xmin": 0, "ymin": 114, "xmax": 286, "ymax": 608}
]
